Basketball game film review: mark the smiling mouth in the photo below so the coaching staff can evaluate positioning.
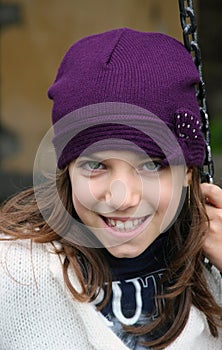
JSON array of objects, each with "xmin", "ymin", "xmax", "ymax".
[{"xmin": 101, "ymin": 215, "xmax": 149, "ymax": 232}]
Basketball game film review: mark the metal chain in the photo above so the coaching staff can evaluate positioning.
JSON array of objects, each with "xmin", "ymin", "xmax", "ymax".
[{"xmin": 178, "ymin": 0, "xmax": 214, "ymax": 183}]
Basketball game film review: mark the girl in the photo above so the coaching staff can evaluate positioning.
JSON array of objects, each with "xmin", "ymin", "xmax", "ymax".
[{"xmin": 0, "ymin": 28, "xmax": 222, "ymax": 350}]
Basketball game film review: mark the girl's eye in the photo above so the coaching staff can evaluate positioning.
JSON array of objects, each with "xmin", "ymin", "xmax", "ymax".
[
  {"xmin": 82, "ymin": 161, "xmax": 105, "ymax": 171},
  {"xmin": 141, "ymin": 160, "xmax": 163, "ymax": 172}
]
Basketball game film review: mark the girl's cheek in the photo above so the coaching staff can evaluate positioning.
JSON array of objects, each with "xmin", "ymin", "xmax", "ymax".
[
  {"xmin": 142, "ymin": 176, "xmax": 173, "ymax": 212},
  {"xmin": 71, "ymin": 176, "xmax": 104, "ymax": 211},
  {"xmin": 142, "ymin": 177, "xmax": 161, "ymax": 206},
  {"xmin": 71, "ymin": 177, "xmax": 94, "ymax": 210}
]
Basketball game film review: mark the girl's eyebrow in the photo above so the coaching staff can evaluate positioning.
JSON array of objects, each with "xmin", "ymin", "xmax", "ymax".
[
  {"xmin": 77, "ymin": 155, "xmax": 105, "ymax": 162},
  {"xmin": 77, "ymin": 154, "xmax": 162, "ymax": 163}
]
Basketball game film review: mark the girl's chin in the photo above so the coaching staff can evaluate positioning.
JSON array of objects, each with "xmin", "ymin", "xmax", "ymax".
[{"xmin": 105, "ymin": 243, "xmax": 149, "ymax": 258}]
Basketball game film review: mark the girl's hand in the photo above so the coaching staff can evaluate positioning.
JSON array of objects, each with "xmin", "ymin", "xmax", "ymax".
[{"xmin": 200, "ymin": 183, "xmax": 222, "ymax": 272}]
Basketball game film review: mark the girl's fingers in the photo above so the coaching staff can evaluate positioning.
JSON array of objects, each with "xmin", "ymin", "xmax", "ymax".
[
  {"xmin": 201, "ymin": 183, "xmax": 222, "ymax": 270},
  {"xmin": 200, "ymin": 183, "xmax": 222, "ymax": 208}
]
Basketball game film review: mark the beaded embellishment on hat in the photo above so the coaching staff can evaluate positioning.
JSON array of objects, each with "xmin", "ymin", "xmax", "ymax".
[{"xmin": 175, "ymin": 109, "xmax": 202, "ymax": 140}]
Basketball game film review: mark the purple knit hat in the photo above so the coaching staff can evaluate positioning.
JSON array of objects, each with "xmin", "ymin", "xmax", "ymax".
[{"xmin": 48, "ymin": 27, "xmax": 206, "ymax": 169}]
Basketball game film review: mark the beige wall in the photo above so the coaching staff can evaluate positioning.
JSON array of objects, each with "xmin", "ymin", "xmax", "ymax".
[{"xmin": 1, "ymin": 0, "xmax": 182, "ymax": 173}]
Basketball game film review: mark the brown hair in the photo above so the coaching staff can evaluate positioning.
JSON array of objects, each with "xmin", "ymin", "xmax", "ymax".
[{"xmin": 0, "ymin": 167, "xmax": 222, "ymax": 349}]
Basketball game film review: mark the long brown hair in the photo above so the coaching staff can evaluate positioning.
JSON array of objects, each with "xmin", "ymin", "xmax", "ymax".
[{"xmin": 0, "ymin": 167, "xmax": 222, "ymax": 349}]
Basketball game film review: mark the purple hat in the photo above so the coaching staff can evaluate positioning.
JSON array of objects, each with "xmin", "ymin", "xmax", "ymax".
[{"xmin": 48, "ymin": 27, "xmax": 206, "ymax": 169}]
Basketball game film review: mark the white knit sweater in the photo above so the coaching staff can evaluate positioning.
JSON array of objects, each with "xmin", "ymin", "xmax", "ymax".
[{"xmin": 0, "ymin": 238, "xmax": 221, "ymax": 350}]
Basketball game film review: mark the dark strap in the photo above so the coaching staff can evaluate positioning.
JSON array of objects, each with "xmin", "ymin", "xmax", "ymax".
[{"xmin": 178, "ymin": 0, "xmax": 214, "ymax": 183}]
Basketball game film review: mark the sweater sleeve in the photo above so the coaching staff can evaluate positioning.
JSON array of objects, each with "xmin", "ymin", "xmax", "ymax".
[
  {"xmin": 0, "ymin": 238, "xmax": 130, "ymax": 350},
  {"xmin": 205, "ymin": 264, "xmax": 222, "ymax": 306},
  {"xmin": 0, "ymin": 239, "xmax": 95, "ymax": 350}
]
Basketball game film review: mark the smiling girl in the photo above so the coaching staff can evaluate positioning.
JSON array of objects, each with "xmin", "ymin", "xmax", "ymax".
[
  {"xmin": 68, "ymin": 150, "xmax": 189, "ymax": 259},
  {"xmin": 0, "ymin": 28, "xmax": 222, "ymax": 350}
]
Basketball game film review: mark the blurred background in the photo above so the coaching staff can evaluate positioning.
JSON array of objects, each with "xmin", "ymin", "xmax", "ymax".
[{"xmin": 0, "ymin": 0, "xmax": 221, "ymax": 202}]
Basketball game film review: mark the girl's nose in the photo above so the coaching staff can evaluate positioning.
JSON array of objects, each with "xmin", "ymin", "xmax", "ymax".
[{"xmin": 105, "ymin": 177, "xmax": 141, "ymax": 211}]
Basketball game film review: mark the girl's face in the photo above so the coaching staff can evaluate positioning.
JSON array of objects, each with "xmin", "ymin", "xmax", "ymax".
[{"xmin": 69, "ymin": 150, "xmax": 191, "ymax": 258}]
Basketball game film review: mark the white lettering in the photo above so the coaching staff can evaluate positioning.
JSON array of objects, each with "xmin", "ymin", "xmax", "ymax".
[{"xmin": 112, "ymin": 279, "xmax": 142, "ymax": 325}]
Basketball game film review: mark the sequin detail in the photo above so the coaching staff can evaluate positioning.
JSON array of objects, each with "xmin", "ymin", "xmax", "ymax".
[{"xmin": 175, "ymin": 109, "xmax": 202, "ymax": 140}]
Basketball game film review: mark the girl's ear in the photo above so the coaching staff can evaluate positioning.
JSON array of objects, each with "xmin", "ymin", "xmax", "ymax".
[{"xmin": 184, "ymin": 167, "xmax": 193, "ymax": 186}]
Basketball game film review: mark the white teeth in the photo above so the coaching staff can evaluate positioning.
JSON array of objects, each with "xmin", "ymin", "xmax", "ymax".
[
  {"xmin": 105, "ymin": 217, "xmax": 146, "ymax": 231},
  {"xmin": 116, "ymin": 220, "xmax": 124, "ymax": 229},
  {"xmin": 133, "ymin": 219, "xmax": 139, "ymax": 226},
  {"xmin": 125, "ymin": 221, "xmax": 133, "ymax": 230},
  {"xmin": 110, "ymin": 219, "xmax": 115, "ymax": 226}
]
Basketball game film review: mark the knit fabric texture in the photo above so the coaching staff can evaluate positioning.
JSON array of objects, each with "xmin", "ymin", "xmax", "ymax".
[
  {"xmin": 0, "ymin": 238, "xmax": 222, "ymax": 349},
  {"xmin": 48, "ymin": 27, "xmax": 206, "ymax": 169}
]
